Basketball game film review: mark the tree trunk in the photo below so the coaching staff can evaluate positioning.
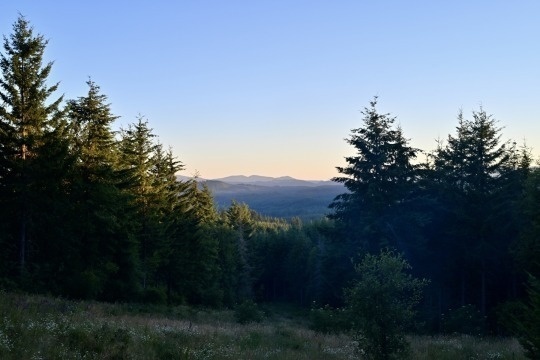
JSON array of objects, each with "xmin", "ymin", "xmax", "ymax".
[
  {"xmin": 19, "ymin": 214, "xmax": 26, "ymax": 275},
  {"xmin": 480, "ymin": 262, "xmax": 486, "ymax": 317}
]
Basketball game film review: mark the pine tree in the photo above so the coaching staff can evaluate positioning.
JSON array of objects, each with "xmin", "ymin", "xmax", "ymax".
[
  {"xmin": 432, "ymin": 108, "xmax": 515, "ymax": 316},
  {"xmin": 150, "ymin": 144, "xmax": 191, "ymax": 303},
  {"xmin": 119, "ymin": 117, "xmax": 159, "ymax": 291},
  {"xmin": 173, "ymin": 180, "xmax": 222, "ymax": 304},
  {"xmin": 0, "ymin": 15, "xmax": 64, "ymax": 278},
  {"xmin": 329, "ymin": 97, "xmax": 419, "ymax": 253},
  {"xmin": 513, "ymin": 167, "xmax": 540, "ymax": 279},
  {"xmin": 65, "ymin": 80, "xmax": 138, "ymax": 299},
  {"xmin": 226, "ymin": 201, "xmax": 255, "ymax": 301}
]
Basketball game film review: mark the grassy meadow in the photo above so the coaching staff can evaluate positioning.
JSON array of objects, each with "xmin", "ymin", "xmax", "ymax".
[{"xmin": 0, "ymin": 291, "xmax": 525, "ymax": 359}]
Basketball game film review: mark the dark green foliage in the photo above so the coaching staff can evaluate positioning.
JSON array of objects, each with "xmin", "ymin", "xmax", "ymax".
[
  {"xmin": 65, "ymin": 79, "xmax": 139, "ymax": 300},
  {"xmin": 226, "ymin": 201, "xmax": 255, "ymax": 301},
  {"xmin": 170, "ymin": 181, "xmax": 221, "ymax": 305},
  {"xmin": 249, "ymin": 218, "xmax": 330, "ymax": 306},
  {"xmin": 441, "ymin": 304, "xmax": 486, "ymax": 335},
  {"xmin": 309, "ymin": 303, "xmax": 352, "ymax": 334},
  {"xmin": 505, "ymin": 275, "xmax": 540, "ymax": 359},
  {"xmin": 429, "ymin": 109, "xmax": 520, "ymax": 319},
  {"xmin": 234, "ymin": 300, "xmax": 263, "ymax": 324},
  {"xmin": 0, "ymin": 15, "xmax": 65, "ymax": 282},
  {"xmin": 513, "ymin": 168, "xmax": 540, "ymax": 278},
  {"xmin": 328, "ymin": 98, "xmax": 427, "ymax": 314},
  {"xmin": 345, "ymin": 249, "xmax": 428, "ymax": 360},
  {"xmin": 330, "ymin": 97, "xmax": 420, "ymax": 253}
]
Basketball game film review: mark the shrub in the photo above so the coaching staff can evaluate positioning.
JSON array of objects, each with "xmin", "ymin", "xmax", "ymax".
[
  {"xmin": 309, "ymin": 303, "xmax": 352, "ymax": 334},
  {"xmin": 234, "ymin": 300, "xmax": 263, "ymax": 324},
  {"xmin": 505, "ymin": 275, "xmax": 540, "ymax": 359},
  {"xmin": 345, "ymin": 248, "xmax": 429, "ymax": 360}
]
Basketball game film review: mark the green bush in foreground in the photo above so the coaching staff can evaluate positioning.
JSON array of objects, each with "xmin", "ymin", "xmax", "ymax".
[
  {"xmin": 506, "ymin": 275, "xmax": 540, "ymax": 359},
  {"xmin": 234, "ymin": 300, "xmax": 263, "ymax": 324},
  {"xmin": 345, "ymin": 249, "xmax": 429, "ymax": 360},
  {"xmin": 309, "ymin": 303, "xmax": 352, "ymax": 334}
]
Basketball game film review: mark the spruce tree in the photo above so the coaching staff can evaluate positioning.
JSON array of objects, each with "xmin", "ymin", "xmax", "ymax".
[
  {"xmin": 0, "ymin": 15, "xmax": 64, "ymax": 278},
  {"xmin": 513, "ymin": 167, "xmax": 540, "ymax": 279},
  {"xmin": 226, "ymin": 201, "xmax": 255, "ymax": 301},
  {"xmin": 150, "ymin": 144, "xmax": 190, "ymax": 303},
  {"xmin": 66, "ymin": 80, "xmax": 138, "ymax": 299},
  {"xmin": 329, "ymin": 97, "xmax": 419, "ymax": 253},
  {"xmin": 119, "ymin": 117, "xmax": 159, "ymax": 291},
  {"xmin": 174, "ymin": 180, "xmax": 221, "ymax": 304},
  {"xmin": 432, "ymin": 108, "xmax": 515, "ymax": 316}
]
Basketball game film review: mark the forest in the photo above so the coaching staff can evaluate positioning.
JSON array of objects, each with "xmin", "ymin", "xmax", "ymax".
[{"xmin": 0, "ymin": 16, "xmax": 539, "ymax": 359}]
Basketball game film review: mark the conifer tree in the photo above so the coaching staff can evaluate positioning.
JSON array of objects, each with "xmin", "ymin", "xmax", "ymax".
[
  {"xmin": 329, "ymin": 98, "xmax": 419, "ymax": 253},
  {"xmin": 173, "ymin": 180, "xmax": 222, "ymax": 304},
  {"xmin": 513, "ymin": 167, "xmax": 540, "ymax": 279},
  {"xmin": 119, "ymin": 117, "xmax": 159, "ymax": 291},
  {"xmin": 150, "ymin": 144, "xmax": 191, "ymax": 302},
  {"xmin": 432, "ymin": 108, "xmax": 515, "ymax": 316},
  {"xmin": 0, "ymin": 15, "xmax": 64, "ymax": 277},
  {"xmin": 226, "ymin": 201, "xmax": 255, "ymax": 300},
  {"xmin": 66, "ymin": 80, "xmax": 138, "ymax": 299}
]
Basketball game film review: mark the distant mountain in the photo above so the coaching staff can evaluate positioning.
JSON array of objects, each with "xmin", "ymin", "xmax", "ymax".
[
  {"xmin": 176, "ymin": 175, "xmax": 204, "ymax": 182},
  {"xmin": 215, "ymin": 175, "xmax": 275, "ymax": 183},
  {"xmin": 201, "ymin": 178, "xmax": 344, "ymax": 221},
  {"xmin": 213, "ymin": 175, "xmax": 334, "ymax": 187},
  {"xmin": 175, "ymin": 174, "xmax": 344, "ymax": 220}
]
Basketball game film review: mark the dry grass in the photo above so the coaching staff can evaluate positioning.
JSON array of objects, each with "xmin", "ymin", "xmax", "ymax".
[
  {"xmin": 410, "ymin": 335, "xmax": 525, "ymax": 360},
  {"xmin": 0, "ymin": 291, "xmax": 526, "ymax": 359}
]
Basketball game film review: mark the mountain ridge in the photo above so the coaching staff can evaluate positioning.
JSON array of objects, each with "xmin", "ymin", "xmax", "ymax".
[
  {"xmin": 175, "ymin": 174, "xmax": 343, "ymax": 220},
  {"xmin": 177, "ymin": 174, "xmax": 337, "ymax": 187}
]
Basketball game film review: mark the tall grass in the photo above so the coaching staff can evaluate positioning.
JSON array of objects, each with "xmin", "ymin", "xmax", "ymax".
[
  {"xmin": 410, "ymin": 335, "xmax": 524, "ymax": 360},
  {"xmin": 0, "ymin": 291, "xmax": 526, "ymax": 359}
]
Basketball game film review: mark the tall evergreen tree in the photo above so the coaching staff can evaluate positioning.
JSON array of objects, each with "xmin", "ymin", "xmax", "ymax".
[
  {"xmin": 150, "ymin": 144, "xmax": 192, "ymax": 303},
  {"xmin": 174, "ymin": 180, "xmax": 222, "ymax": 304},
  {"xmin": 513, "ymin": 167, "xmax": 540, "ymax": 279},
  {"xmin": 0, "ymin": 15, "xmax": 64, "ymax": 278},
  {"xmin": 226, "ymin": 201, "xmax": 255, "ymax": 301},
  {"xmin": 432, "ymin": 108, "xmax": 516, "ymax": 316},
  {"xmin": 329, "ymin": 98, "xmax": 419, "ymax": 253},
  {"xmin": 65, "ymin": 80, "xmax": 138, "ymax": 299},
  {"xmin": 119, "ymin": 117, "xmax": 159, "ymax": 291}
]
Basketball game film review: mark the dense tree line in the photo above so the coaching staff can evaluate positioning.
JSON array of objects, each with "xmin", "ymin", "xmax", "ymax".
[
  {"xmin": 0, "ymin": 17, "xmax": 284, "ymax": 307},
  {"xmin": 327, "ymin": 98, "xmax": 537, "ymax": 334},
  {"xmin": 0, "ymin": 17, "xmax": 539, "ymax": 339}
]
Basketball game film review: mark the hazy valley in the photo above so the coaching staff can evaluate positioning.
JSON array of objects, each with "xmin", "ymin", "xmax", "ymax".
[{"xmin": 180, "ymin": 175, "xmax": 344, "ymax": 220}]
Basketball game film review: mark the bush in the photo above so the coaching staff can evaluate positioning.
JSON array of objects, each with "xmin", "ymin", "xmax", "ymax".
[
  {"xmin": 505, "ymin": 275, "xmax": 540, "ymax": 359},
  {"xmin": 345, "ymin": 249, "xmax": 429, "ymax": 360},
  {"xmin": 234, "ymin": 300, "xmax": 263, "ymax": 324},
  {"xmin": 309, "ymin": 303, "xmax": 352, "ymax": 334}
]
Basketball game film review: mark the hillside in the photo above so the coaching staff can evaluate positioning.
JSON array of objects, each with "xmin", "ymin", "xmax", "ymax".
[
  {"xmin": 179, "ymin": 175, "xmax": 344, "ymax": 220},
  {"xmin": 207, "ymin": 183, "xmax": 342, "ymax": 220}
]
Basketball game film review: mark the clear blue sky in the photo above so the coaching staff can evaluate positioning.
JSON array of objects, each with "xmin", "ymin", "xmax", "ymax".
[{"xmin": 2, "ymin": 1, "xmax": 540, "ymax": 180}]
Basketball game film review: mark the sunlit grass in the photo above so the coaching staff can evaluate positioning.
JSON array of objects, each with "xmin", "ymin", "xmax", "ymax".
[{"xmin": 0, "ymin": 291, "xmax": 526, "ymax": 359}]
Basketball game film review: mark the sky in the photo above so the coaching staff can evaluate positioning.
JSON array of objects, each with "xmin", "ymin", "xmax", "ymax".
[{"xmin": 1, "ymin": 1, "xmax": 540, "ymax": 180}]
